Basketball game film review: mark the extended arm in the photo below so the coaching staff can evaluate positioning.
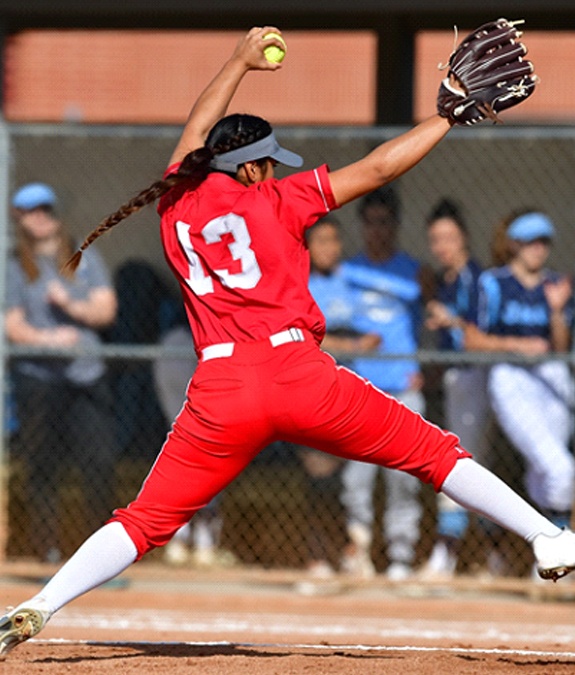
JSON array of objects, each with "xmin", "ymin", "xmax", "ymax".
[
  {"xmin": 328, "ymin": 115, "xmax": 453, "ymax": 207},
  {"xmin": 168, "ymin": 27, "xmax": 284, "ymax": 167},
  {"xmin": 327, "ymin": 16, "xmax": 536, "ymax": 208}
]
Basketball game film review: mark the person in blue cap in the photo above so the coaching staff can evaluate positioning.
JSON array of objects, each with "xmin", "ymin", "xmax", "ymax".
[
  {"xmin": 3, "ymin": 29, "xmax": 575, "ymax": 659},
  {"xmin": 465, "ymin": 209, "xmax": 575, "ymax": 543},
  {"xmin": 11, "ymin": 182, "xmax": 58, "ymax": 212},
  {"xmin": 5, "ymin": 182, "xmax": 119, "ymax": 563}
]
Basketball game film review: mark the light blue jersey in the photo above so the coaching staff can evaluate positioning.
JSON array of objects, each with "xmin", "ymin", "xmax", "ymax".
[
  {"xmin": 340, "ymin": 252, "xmax": 422, "ymax": 392},
  {"xmin": 308, "ymin": 266, "xmax": 363, "ymax": 370},
  {"xmin": 308, "ymin": 267, "xmax": 358, "ymax": 334}
]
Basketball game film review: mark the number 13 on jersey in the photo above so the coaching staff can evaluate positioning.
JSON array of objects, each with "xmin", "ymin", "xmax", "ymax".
[{"xmin": 176, "ymin": 213, "xmax": 262, "ymax": 295}]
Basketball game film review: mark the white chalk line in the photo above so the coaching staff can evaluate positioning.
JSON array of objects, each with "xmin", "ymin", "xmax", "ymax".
[
  {"xmin": 34, "ymin": 608, "xmax": 575, "ymax": 652},
  {"xmin": 29, "ymin": 638, "xmax": 575, "ymax": 660}
]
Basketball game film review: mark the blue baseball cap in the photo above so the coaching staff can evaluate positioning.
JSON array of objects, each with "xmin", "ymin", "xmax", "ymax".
[
  {"xmin": 12, "ymin": 182, "xmax": 57, "ymax": 210},
  {"xmin": 507, "ymin": 212, "xmax": 555, "ymax": 242}
]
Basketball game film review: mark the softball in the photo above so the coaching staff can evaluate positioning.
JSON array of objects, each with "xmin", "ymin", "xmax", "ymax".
[{"xmin": 263, "ymin": 32, "xmax": 287, "ymax": 64}]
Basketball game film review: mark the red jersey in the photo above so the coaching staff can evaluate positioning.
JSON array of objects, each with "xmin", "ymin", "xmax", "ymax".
[{"xmin": 158, "ymin": 165, "xmax": 338, "ymax": 352}]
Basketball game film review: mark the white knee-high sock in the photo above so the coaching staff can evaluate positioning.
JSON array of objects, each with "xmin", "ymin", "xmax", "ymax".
[
  {"xmin": 22, "ymin": 521, "xmax": 138, "ymax": 616},
  {"xmin": 441, "ymin": 458, "xmax": 561, "ymax": 543}
]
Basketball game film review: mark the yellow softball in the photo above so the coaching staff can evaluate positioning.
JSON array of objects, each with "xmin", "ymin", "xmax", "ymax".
[{"xmin": 263, "ymin": 32, "xmax": 287, "ymax": 64}]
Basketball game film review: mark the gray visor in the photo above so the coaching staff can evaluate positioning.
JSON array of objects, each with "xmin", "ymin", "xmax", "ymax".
[{"xmin": 210, "ymin": 132, "xmax": 303, "ymax": 172}]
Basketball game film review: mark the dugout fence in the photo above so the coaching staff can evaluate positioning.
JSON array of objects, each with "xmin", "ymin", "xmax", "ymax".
[{"xmin": 1, "ymin": 122, "xmax": 575, "ymax": 579}]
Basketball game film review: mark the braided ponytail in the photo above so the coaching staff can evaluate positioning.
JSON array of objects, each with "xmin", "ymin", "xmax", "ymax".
[
  {"xmin": 207, "ymin": 113, "xmax": 272, "ymax": 158},
  {"xmin": 63, "ymin": 114, "xmax": 271, "ymax": 275},
  {"xmin": 63, "ymin": 146, "xmax": 214, "ymax": 275}
]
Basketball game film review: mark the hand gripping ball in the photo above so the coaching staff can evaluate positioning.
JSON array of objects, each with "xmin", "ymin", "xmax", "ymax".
[{"xmin": 263, "ymin": 32, "xmax": 287, "ymax": 64}]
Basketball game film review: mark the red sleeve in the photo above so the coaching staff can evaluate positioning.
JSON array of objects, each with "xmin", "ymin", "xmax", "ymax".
[
  {"xmin": 313, "ymin": 164, "xmax": 339, "ymax": 213},
  {"xmin": 259, "ymin": 165, "xmax": 339, "ymax": 238},
  {"xmin": 164, "ymin": 162, "xmax": 181, "ymax": 179}
]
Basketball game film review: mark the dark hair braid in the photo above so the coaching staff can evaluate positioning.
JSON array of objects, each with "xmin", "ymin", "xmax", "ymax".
[
  {"xmin": 206, "ymin": 114, "xmax": 272, "ymax": 171},
  {"xmin": 63, "ymin": 146, "xmax": 213, "ymax": 274},
  {"xmin": 63, "ymin": 114, "xmax": 271, "ymax": 275}
]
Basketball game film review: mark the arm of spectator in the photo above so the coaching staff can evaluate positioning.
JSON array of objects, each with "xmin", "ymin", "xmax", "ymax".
[
  {"xmin": 425, "ymin": 300, "xmax": 464, "ymax": 331},
  {"xmin": 340, "ymin": 263, "xmax": 420, "ymax": 302},
  {"xmin": 321, "ymin": 332, "xmax": 381, "ymax": 355},
  {"xmin": 46, "ymin": 281, "xmax": 117, "ymax": 329},
  {"xmin": 5, "ymin": 307, "xmax": 80, "ymax": 347},
  {"xmin": 544, "ymin": 276, "xmax": 572, "ymax": 352},
  {"xmin": 463, "ymin": 322, "xmax": 549, "ymax": 355},
  {"xmin": 418, "ymin": 263, "xmax": 436, "ymax": 305},
  {"xmin": 548, "ymin": 310, "xmax": 571, "ymax": 352}
]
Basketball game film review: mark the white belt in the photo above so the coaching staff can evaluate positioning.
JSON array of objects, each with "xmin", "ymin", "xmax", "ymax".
[{"xmin": 201, "ymin": 328, "xmax": 305, "ymax": 361}]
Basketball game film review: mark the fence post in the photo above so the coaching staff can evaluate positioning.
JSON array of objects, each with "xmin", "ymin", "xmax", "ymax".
[{"xmin": 0, "ymin": 120, "xmax": 11, "ymax": 563}]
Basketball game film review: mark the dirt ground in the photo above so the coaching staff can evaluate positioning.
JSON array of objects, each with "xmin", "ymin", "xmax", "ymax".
[{"xmin": 1, "ymin": 562, "xmax": 575, "ymax": 674}]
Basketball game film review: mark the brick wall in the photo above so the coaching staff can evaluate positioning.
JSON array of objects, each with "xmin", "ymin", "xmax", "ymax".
[{"xmin": 3, "ymin": 30, "xmax": 377, "ymax": 125}]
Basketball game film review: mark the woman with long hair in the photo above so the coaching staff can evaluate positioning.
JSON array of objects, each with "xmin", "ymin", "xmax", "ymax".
[
  {"xmin": 1, "ymin": 27, "xmax": 574, "ymax": 657},
  {"xmin": 466, "ymin": 210, "xmax": 575, "ymax": 534},
  {"xmin": 6, "ymin": 183, "xmax": 118, "ymax": 563}
]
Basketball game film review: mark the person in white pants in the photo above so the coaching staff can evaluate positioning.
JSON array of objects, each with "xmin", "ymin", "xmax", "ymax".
[{"xmin": 466, "ymin": 210, "xmax": 575, "ymax": 533}]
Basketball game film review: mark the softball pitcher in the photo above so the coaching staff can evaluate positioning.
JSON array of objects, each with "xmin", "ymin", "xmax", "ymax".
[{"xmin": 1, "ymin": 26, "xmax": 574, "ymax": 658}]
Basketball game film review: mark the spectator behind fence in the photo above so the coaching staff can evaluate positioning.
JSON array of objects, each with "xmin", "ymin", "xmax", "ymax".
[
  {"xmin": 419, "ymin": 198, "xmax": 490, "ymax": 579},
  {"xmin": 338, "ymin": 185, "xmax": 434, "ymax": 580},
  {"xmin": 301, "ymin": 216, "xmax": 380, "ymax": 578},
  {"xmin": 465, "ymin": 210, "xmax": 575, "ymax": 538},
  {"xmin": 5, "ymin": 182, "xmax": 118, "ymax": 562},
  {"xmin": 6, "ymin": 29, "xmax": 575, "ymax": 658}
]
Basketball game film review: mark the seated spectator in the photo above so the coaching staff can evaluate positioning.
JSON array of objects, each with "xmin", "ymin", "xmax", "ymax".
[{"xmin": 465, "ymin": 210, "xmax": 575, "ymax": 540}]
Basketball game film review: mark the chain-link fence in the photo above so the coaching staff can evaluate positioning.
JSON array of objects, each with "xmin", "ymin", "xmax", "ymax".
[{"xmin": 2, "ymin": 123, "xmax": 575, "ymax": 580}]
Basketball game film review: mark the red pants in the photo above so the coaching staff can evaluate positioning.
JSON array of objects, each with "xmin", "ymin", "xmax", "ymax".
[{"xmin": 111, "ymin": 332, "xmax": 470, "ymax": 558}]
